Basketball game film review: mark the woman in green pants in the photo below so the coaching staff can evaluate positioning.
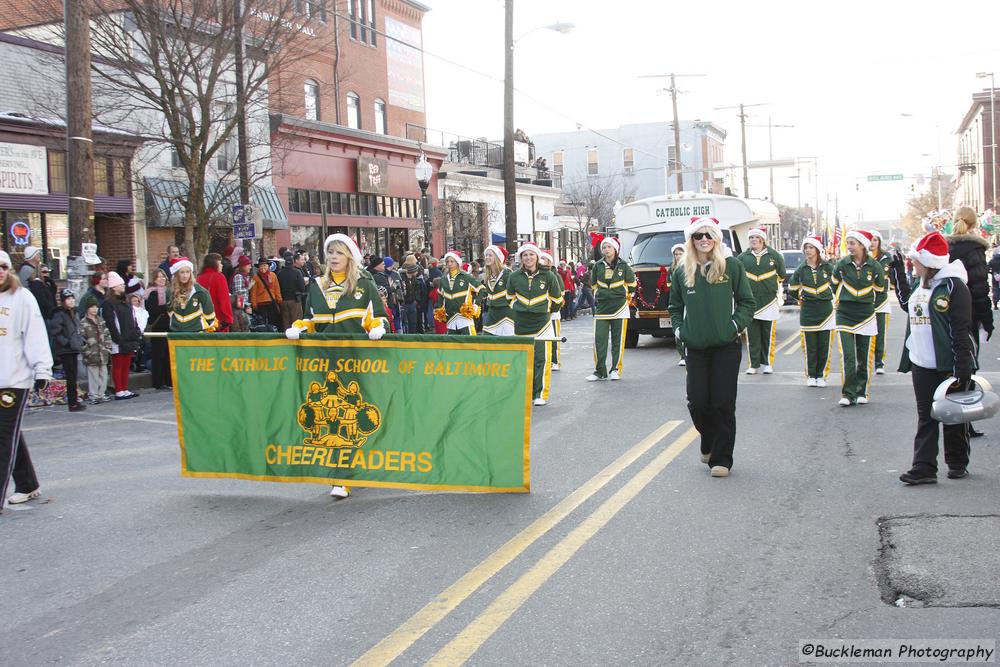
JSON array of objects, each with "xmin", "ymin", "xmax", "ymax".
[
  {"xmin": 586, "ymin": 237, "xmax": 636, "ymax": 381},
  {"xmin": 832, "ymin": 230, "xmax": 886, "ymax": 406},
  {"xmin": 788, "ymin": 235, "xmax": 835, "ymax": 386},
  {"xmin": 509, "ymin": 243, "xmax": 558, "ymax": 406}
]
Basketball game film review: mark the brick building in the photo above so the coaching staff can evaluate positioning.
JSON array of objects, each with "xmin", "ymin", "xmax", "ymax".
[
  {"xmin": 956, "ymin": 90, "xmax": 999, "ymax": 212},
  {"xmin": 268, "ymin": 0, "xmax": 450, "ymax": 260}
]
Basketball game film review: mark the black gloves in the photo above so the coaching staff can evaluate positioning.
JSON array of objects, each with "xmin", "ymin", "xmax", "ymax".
[{"xmin": 34, "ymin": 378, "xmax": 49, "ymax": 392}]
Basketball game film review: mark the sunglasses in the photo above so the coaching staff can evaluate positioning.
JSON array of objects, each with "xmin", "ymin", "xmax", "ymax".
[
  {"xmin": 691, "ymin": 232, "xmax": 715, "ymax": 241},
  {"xmin": 0, "ymin": 264, "xmax": 9, "ymax": 271}
]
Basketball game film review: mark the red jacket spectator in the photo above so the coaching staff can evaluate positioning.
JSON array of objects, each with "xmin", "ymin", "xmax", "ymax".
[
  {"xmin": 197, "ymin": 259, "xmax": 233, "ymax": 330},
  {"xmin": 559, "ymin": 267, "xmax": 575, "ymax": 291}
]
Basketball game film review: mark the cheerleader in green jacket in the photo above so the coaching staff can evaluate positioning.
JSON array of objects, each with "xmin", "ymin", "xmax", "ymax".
[
  {"xmin": 508, "ymin": 243, "xmax": 557, "ymax": 406},
  {"xmin": 737, "ymin": 228, "xmax": 785, "ymax": 374},
  {"xmin": 870, "ymin": 230, "xmax": 893, "ymax": 374},
  {"xmin": 168, "ymin": 257, "xmax": 217, "ymax": 332},
  {"xmin": 788, "ymin": 236, "xmax": 835, "ymax": 386},
  {"xmin": 538, "ymin": 249, "xmax": 564, "ymax": 372},
  {"xmin": 435, "ymin": 250, "xmax": 481, "ymax": 336},
  {"xmin": 480, "ymin": 244, "xmax": 515, "ymax": 336},
  {"xmin": 286, "ymin": 233, "xmax": 390, "ymax": 501},
  {"xmin": 832, "ymin": 230, "xmax": 886, "ymax": 406},
  {"xmin": 587, "ymin": 237, "xmax": 636, "ymax": 381},
  {"xmin": 672, "ymin": 243, "xmax": 687, "ymax": 366}
]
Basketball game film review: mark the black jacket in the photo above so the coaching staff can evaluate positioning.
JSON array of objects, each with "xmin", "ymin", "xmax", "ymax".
[
  {"xmin": 948, "ymin": 234, "xmax": 994, "ymax": 336},
  {"xmin": 988, "ymin": 253, "xmax": 1000, "ymax": 282},
  {"xmin": 102, "ymin": 294, "xmax": 142, "ymax": 354},
  {"xmin": 28, "ymin": 277, "xmax": 56, "ymax": 320},
  {"xmin": 276, "ymin": 265, "xmax": 306, "ymax": 301},
  {"xmin": 145, "ymin": 290, "xmax": 170, "ymax": 333},
  {"xmin": 48, "ymin": 306, "xmax": 84, "ymax": 356}
]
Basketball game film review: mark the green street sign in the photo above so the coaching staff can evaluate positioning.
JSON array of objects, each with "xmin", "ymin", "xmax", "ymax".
[{"xmin": 867, "ymin": 174, "xmax": 904, "ymax": 182}]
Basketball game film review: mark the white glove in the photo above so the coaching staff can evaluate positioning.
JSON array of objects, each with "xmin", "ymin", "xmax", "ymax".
[
  {"xmin": 368, "ymin": 325, "xmax": 386, "ymax": 341},
  {"xmin": 285, "ymin": 326, "xmax": 301, "ymax": 340}
]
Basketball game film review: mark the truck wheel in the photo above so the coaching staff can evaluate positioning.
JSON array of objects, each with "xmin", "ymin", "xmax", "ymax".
[{"xmin": 624, "ymin": 327, "xmax": 639, "ymax": 349}]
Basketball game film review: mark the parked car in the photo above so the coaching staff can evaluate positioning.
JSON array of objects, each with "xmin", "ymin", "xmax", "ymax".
[{"xmin": 781, "ymin": 249, "xmax": 804, "ymax": 304}]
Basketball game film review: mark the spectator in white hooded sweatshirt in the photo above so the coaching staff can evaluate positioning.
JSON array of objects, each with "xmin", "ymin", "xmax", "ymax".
[{"xmin": 0, "ymin": 250, "xmax": 53, "ymax": 514}]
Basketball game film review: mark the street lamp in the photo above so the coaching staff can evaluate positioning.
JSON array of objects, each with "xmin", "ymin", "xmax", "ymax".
[
  {"xmin": 415, "ymin": 153, "xmax": 433, "ymax": 254},
  {"xmin": 977, "ymin": 72, "xmax": 997, "ymax": 210},
  {"xmin": 503, "ymin": 5, "xmax": 574, "ymax": 253}
]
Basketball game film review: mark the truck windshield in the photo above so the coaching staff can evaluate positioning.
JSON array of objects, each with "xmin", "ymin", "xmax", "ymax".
[{"xmin": 629, "ymin": 230, "xmax": 734, "ymax": 266}]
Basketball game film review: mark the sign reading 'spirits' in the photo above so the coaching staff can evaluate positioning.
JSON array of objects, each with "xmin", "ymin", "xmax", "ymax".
[
  {"xmin": 0, "ymin": 142, "xmax": 48, "ymax": 195},
  {"xmin": 169, "ymin": 334, "xmax": 533, "ymax": 492}
]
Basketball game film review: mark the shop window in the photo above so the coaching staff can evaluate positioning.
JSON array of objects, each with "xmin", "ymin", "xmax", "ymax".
[
  {"xmin": 298, "ymin": 189, "xmax": 311, "ymax": 213},
  {"xmin": 359, "ymin": 194, "xmax": 369, "ymax": 216},
  {"xmin": 374, "ymin": 99, "xmax": 386, "ymax": 134},
  {"xmin": 328, "ymin": 192, "xmax": 341, "ymax": 215},
  {"xmin": 48, "ymin": 150, "xmax": 67, "ymax": 193},
  {"xmin": 377, "ymin": 196, "xmax": 386, "ymax": 216},
  {"xmin": 288, "ymin": 188, "xmax": 299, "ymax": 213},
  {"xmin": 347, "ymin": 92, "xmax": 361, "ymax": 129},
  {"xmin": 93, "ymin": 158, "xmax": 109, "ymax": 195},
  {"xmin": 309, "ymin": 190, "xmax": 321, "ymax": 213},
  {"xmin": 112, "ymin": 158, "xmax": 129, "ymax": 196},
  {"xmin": 304, "ymin": 80, "xmax": 320, "ymax": 121},
  {"xmin": 339, "ymin": 193, "xmax": 350, "ymax": 214},
  {"xmin": 349, "ymin": 193, "xmax": 359, "ymax": 215}
]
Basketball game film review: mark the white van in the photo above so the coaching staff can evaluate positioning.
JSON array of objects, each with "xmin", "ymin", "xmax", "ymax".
[{"xmin": 610, "ymin": 193, "xmax": 781, "ymax": 347}]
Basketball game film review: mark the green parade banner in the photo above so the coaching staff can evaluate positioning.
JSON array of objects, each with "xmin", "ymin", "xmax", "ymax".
[{"xmin": 169, "ymin": 334, "xmax": 533, "ymax": 493}]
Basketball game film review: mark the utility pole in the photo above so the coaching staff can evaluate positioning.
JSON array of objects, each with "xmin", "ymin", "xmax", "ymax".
[
  {"xmin": 502, "ymin": 0, "xmax": 517, "ymax": 254},
  {"xmin": 639, "ymin": 73, "xmax": 705, "ymax": 193},
  {"xmin": 747, "ymin": 117, "xmax": 794, "ymax": 201},
  {"xmin": 233, "ymin": 0, "xmax": 255, "ymax": 257},
  {"xmin": 64, "ymin": 0, "xmax": 94, "ymax": 256},
  {"xmin": 714, "ymin": 102, "xmax": 768, "ymax": 198}
]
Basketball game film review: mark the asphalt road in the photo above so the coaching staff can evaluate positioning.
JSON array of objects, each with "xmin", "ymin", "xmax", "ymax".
[{"xmin": 3, "ymin": 304, "xmax": 1000, "ymax": 666}]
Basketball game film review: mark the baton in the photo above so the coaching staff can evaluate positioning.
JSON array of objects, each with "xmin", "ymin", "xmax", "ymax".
[
  {"xmin": 143, "ymin": 332, "xmax": 168, "ymax": 338},
  {"xmin": 535, "ymin": 336, "xmax": 567, "ymax": 342}
]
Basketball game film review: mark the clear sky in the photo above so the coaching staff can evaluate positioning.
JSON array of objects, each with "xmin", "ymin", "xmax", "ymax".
[{"xmin": 421, "ymin": 0, "xmax": 1000, "ymax": 227}]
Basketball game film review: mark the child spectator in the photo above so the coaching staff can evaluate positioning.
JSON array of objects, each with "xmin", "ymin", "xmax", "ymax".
[
  {"xmin": 230, "ymin": 294, "xmax": 251, "ymax": 332},
  {"xmin": 48, "ymin": 289, "xmax": 86, "ymax": 412},
  {"xmin": 80, "ymin": 294, "xmax": 112, "ymax": 404}
]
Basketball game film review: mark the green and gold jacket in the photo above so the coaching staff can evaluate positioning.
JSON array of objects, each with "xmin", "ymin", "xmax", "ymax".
[
  {"xmin": 508, "ymin": 268, "xmax": 557, "ymax": 336},
  {"xmin": 437, "ymin": 269, "xmax": 481, "ymax": 325},
  {"xmin": 480, "ymin": 267, "xmax": 515, "ymax": 327},
  {"xmin": 788, "ymin": 261, "xmax": 834, "ymax": 330},
  {"xmin": 168, "ymin": 283, "xmax": 217, "ymax": 332},
  {"xmin": 832, "ymin": 255, "xmax": 886, "ymax": 329},
  {"xmin": 304, "ymin": 271, "xmax": 389, "ymax": 334},
  {"xmin": 737, "ymin": 247, "xmax": 785, "ymax": 315},
  {"xmin": 590, "ymin": 258, "xmax": 636, "ymax": 319}
]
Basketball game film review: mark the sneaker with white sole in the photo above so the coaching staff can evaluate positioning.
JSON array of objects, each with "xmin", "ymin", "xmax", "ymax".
[
  {"xmin": 585, "ymin": 374, "xmax": 604, "ymax": 382},
  {"xmin": 745, "ymin": 367, "xmax": 757, "ymax": 375},
  {"xmin": 678, "ymin": 358, "xmax": 686, "ymax": 366},
  {"xmin": 608, "ymin": 371, "xmax": 621, "ymax": 381},
  {"xmin": 710, "ymin": 466, "xmax": 730, "ymax": 477},
  {"xmin": 551, "ymin": 363, "xmax": 560, "ymax": 371},
  {"xmin": 533, "ymin": 398, "xmax": 547, "ymax": 406},
  {"xmin": 761, "ymin": 365, "xmax": 773, "ymax": 374},
  {"xmin": 330, "ymin": 485, "xmax": 351, "ymax": 499},
  {"xmin": 807, "ymin": 377, "xmax": 817, "ymax": 387},
  {"xmin": 7, "ymin": 489, "xmax": 40, "ymax": 504},
  {"xmin": 856, "ymin": 397, "xmax": 869, "ymax": 404},
  {"xmin": 876, "ymin": 367, "xmax": 885, "ymax": 375},
  {"xmin": 838, "ymin": 397, "xmax": 853, "ymax": 407},
  {"xmin": 816, "ymin": 378, "xmax": 827, "ymax": 387}
]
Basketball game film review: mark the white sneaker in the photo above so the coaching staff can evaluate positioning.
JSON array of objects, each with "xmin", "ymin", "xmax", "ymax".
[
  {"xmin": 807, "ymin": 377, "xmax": 817, "ymax": 387},
  {"xmin": 761, "ymin": 365, "xmax": 774, "ymax": 374},
  {"xmin": 710, "ymin": 466, "xmax": 730, "ymax": 477},
  {"xmin": 838, "ymin": 397, "xmax": 852, "ymax": 407},
  {"xmin": 745, "ymin": 367, "xmax": 757, "ymax": 375},
  {"xmin": 551, "ymin": 363, "xmax": 560, "ymax": 371},
  {"xmin": 608, "ymin": 371, "xmax": 621, "ymax": 381},
  {"xmin": 533, "ymin": 398, "xmax": 547, "ymax": 406},
  {"xmin": 816, "ymin": 378, "xmax": 827, "ymax": 387},
  {"xmin": 330, "ymin": 485, "xmax": 351, "ymax": 499},
  {"xmin": 677, "ymin": 358, "xmax": 686, "ymax": 366},
  {"xmin": 876, "ymin": 367, "xmax": 885, "ymax": 375},
  {"xmin": 856, "ymin": 397, "xmax": 869, "ymax": 404},
  {"xmin": 585, "ymin": 374, "xmax": 603, "ymax": 382},
  {"xmin": 7, "ymin": 489, "xmax": 40, "ymax": 504}
]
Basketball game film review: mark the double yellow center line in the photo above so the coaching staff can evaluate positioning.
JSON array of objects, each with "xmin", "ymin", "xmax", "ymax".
[{"xmin": 352, "ymin": 420, "xmax": 697, "ymax": 666}]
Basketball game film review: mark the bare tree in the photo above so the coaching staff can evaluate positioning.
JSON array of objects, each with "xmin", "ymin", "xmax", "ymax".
[
  {"xmin": 11, "ymin": 0, "xmax": 323, "ymax": 259},
  {"xmin": 561, "ymin": 174, "xmax": 637, "ymax": 261},
  {"xmin": 898, "ymin": 172, "xmax": 957, "ymax": 241}
]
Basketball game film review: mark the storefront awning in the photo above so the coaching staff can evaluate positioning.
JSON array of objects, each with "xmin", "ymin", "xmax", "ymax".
[{"xmin": 143, "ymin": 177, "xmax": 288, "ymax": 229}]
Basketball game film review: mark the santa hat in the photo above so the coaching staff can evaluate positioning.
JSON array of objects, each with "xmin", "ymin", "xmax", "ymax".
[
  {"xmin": 324, "ymin": 233, "xmax": 363, "ymax": 265},
  {"xmin": 443, "ymin": 250, "xmax": 462, "ymax": 265},
  {"xmin": 516, "ymin": 242, "xmax": 542, "ymax": 261},
  {"xmin": 802, "ymin": 235, "xmax": 825, "ymax": 255},
  {"xmin": 600, "ymin": 237, "xmax": 621, "ymax": 256},
  {"xmin": 169, "ymin": 257, "xmax": 193, "ymax": 275},
  {"xmin": 484, "ymin": 244, "xmax": 508, "ymax": 264},
  {"xmin": 684, "ymin": 216, "xmax": 722, "ymax": 241},
  {"xmin": 748, "ymin": 228, "xmax": 767, "ymax": 242},
  {"xmin": 908, "ymin": 231, "xmax": 950, "ymax": 270},
  {"xmin": 846, "ymin": 229, "xmax": 873, "ymax": 251},
  {"xmin": 539, "ymin": 248, "xmax": 554, "ymax": 264},
  {"xmin": 670, "ymin": 243, "xmax": 685, "ymax": 255}
]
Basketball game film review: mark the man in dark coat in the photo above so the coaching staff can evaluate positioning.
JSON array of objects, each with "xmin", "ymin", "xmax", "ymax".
[{"xmin": 987, "ymin": 248, "xmax": 1000, "ymax": 310}]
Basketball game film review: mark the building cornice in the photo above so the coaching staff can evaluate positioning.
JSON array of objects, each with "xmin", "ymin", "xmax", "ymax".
[{"xmin": 271, "ymin": 113, "xmax": 448, "ymax": 158}]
